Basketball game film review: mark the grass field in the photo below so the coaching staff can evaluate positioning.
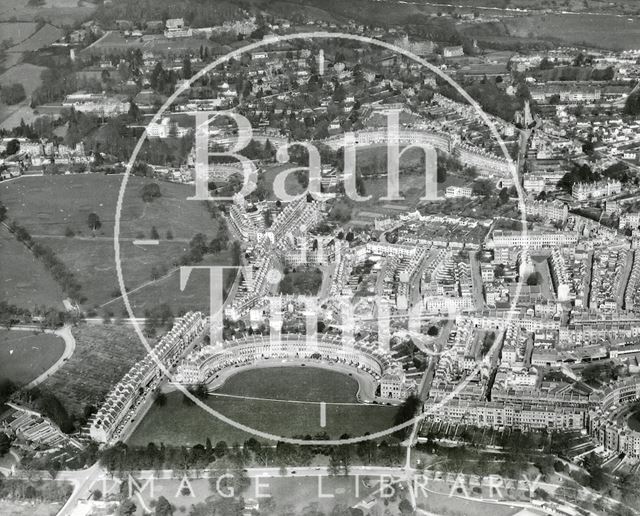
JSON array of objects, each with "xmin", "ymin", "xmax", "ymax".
[
  {"xmin": 0, "ymin": 103, "xmax": 37, "ymax": 130},
  {"xmin": 262, "ymin": 163, "xmax": 308, "ymax": 201},
  {"xmin": 417, "ymin": 487, "xmax": 523, "ymax": 516},
  {"xmin": 83, "ymin": 30, "xmax": 221, "ymax": 56},
  {"xmin": 0, "ymin": 0, "xmax": 95, "ymax": 25},
  {"xmin": 0, "ymin": 175, "xmax": 213, "ymax": 238},
  {"xmin": 0, "ymin": 63, "xmax": 46, "ymax": 96},
  {"xmin": 0, "ymin": 329, "xmax": 65, "ymax": 386},
  {"xmin": 628, "ymin": 410, "xmax": 640, "ymax": 432},
  {"xmin": 0, "ymin": 22, "xmax": 37, "ymax": 46},
  {"xmin": 464, "ymin": 13, "xmax": 640, "ymax": 50},
  {"xmin": 348, "ymin": 172, "xmax": 469, "ymax": 224},
  {"xmin": 40, "ymin": 324, "xmax": 146, "ymax": 414},
  {"xmin": 0, "ymin": 225, "xmax": 64, "ymax": 310},
  {"xmin": 97, "ymin": 249, "xmax": 235, "ymax": 314},
  {"xmin": 6, "ymin": 23, "xmax": 63, "ymax": 53},
  {"xmin": 355, "ymin": 145, "xmax": 424, "ymax": 175},
  {"xmin": 217, "ymin": 367, "xmax": 360, "ymax": 402},
  {"xmin": 44, "ymin": 237, "xmax": 189, "ymax": 310},
  {"xmin": 1, "ymin": 174, "xmax": 232, "ymax": 310},
  {"xmin": 129, "ymin": 367, "xmax": 398, "ymax": 446}
]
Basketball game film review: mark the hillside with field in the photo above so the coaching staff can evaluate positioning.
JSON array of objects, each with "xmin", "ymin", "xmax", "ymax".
[
  {"xmin": 0, "ymin": 63, "xmax": 46, "ymax": 97},
  {"xmin": 0, "ymin": 22, "xmax": 37, "ymax": 45},
  {"xmin": 460, "ymin": 13, "xmax": 640, "ymax": 50},
  {"xmin": 0, "ymin": 0, "xmax": 96, "ymax": 25}
]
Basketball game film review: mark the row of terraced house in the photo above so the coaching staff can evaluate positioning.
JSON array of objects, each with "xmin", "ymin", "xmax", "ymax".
[{"xmin": 87, "ymin": 312, "xmax": 205, "ymax": 443}]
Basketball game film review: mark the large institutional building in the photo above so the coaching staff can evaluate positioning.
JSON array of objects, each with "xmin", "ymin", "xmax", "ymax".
[{"xmin": 572, "ymin": 179, "xmax": 622, "ymax": 201}]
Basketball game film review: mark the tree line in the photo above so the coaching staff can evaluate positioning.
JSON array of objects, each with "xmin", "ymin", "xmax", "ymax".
[
  {"xmin": 7, "ymin": 221, "xmax": 84, "ymax": 303},
  {"xmin": 99, "ymin": 433, "xmax": 405, "ymax": 476}
]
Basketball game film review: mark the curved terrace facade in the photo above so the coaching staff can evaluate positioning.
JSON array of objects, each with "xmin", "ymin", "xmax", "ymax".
[
  {"xmin": 174, "ymin": 334, "xmax": 397, "ymax": 388},
  {"xmin": 323, "ymin": 128, "xmax": 454, "ymax": 154},
  {"xmin": 589, "ymin": 377, "xmax": 640, "ymax": 458}
]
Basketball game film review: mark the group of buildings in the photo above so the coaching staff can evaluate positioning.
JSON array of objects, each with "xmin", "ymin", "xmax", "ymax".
[
  {"xmin": 174, "ymin": 333, "xmax": 416, "ymax": 403},
  {"xmin": 87, "ymin": 312, "xmax": 205, "ymax": 443}
]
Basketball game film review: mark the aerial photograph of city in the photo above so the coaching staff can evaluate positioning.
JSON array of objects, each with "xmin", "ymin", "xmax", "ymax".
[{"xmin": 5, "ymin": 0, "xmax": 640, "ymax": 515}]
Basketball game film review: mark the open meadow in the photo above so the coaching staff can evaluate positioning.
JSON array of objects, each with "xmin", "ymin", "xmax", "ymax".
[
  {"xmin": 462, "ymin": 13, "xmax": 640, "ymax": 50},
  {"xmin": 0, "ymin": 22, "xmax": 37, "ymax": 46},
  {"xmin": 0, "ymin": 225, "xmax": 65, "ymax": 310},
  {"xmin": 0, "ymin": 174, "xmax": 214, "ymax": 238},
  {"xmin": 6, "ymin": 23, "xmax": 63, "ymax": 53},
  {"xmin": 0, "ymin": 329, "xmax": 65, "ymax": 386},
  {"xmin": 0, "ymin": 63, "xmax": 46, "ymax": 96},
  {"xmin": 0, "ymin": 103, "xmax": 37, "ymax": 130},
  {"xmin": 128, "ymin": 366, "xmax": 398, "ymax": 446},
  {"xmin": 1, "ymin": 174, "xmax": 232, "ymax": 310},
  {"xmin": 349, "ymin": 172, "xmax": 470, "ymax": 225},
  {"xmin": 0, "ymin": 0, "xmax": 96, "ymax": 25},
  {"xmin": 93, "ymin": 248, "xmax": 235, "ymax": 315}
]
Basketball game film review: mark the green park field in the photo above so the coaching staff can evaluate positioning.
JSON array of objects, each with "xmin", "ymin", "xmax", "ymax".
[
  {"xmin": 0, "ymin": 0, "xmax": 95, "ymax": 26},
  {"xmin": 461, "ymin": 12, "xmax": 640, "ymax": 51},
  {"xmin": 129, "ymin": 367, "xmax": 398, "ymax": 446},
  {"xmin": 0, "ymin": 174, "xmax": 232, "ymax": 312},
  {"xmin": 1, "ymin": 174, "xmax": 212, "ymax": 239},
  {"xmin": 628, "ymin": 410, "xmax": 640, "ymax": 432},
  {"xmin": 503, "ymin": 13, "xmax": 640, "ymax": 50},
  {"xmin": 0, "ymin": 330, "xmax": 65, "ymax": 386},
  {"xmin": 0, "ymin": 225, "xmax": 65, "ymax": 310}
]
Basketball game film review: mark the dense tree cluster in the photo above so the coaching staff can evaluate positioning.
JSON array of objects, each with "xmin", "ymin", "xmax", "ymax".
[
  {"xmin": 0, "ymin": 379, "xmax": 17, "ymax": 413},
  {"xmin": 392, "ymin": 394, "xmax": 421, "ymax": 439},
  {"xmin": 95, "ymin": 0, "xmax": 243, "ymax": 29},
  {"xmin": 141, "ymin": 182, "xmax": 162, "ymax": 203},
  {"xmin": 624, "ymin": 89, "xmax": 640, "ymax": 116},
  {"xmin": 99, "ymin": 432, "xmax": 404, "ymax": 477},
  {"xmin": 557, "ymin": 163, "xmax": 600, "ymax": 192},
  {"xmin": 535, "ymin": 65, "xmax": 615, "ymax": 82},
  {"xmin": 31, "ymin": 62, "xmax": 77, "ymax": 107},
  {"xmin": 149, "ymin": 62, "xmax": 178, "ymax": 96},
  {"xmin": 11, "ymin": 388, "xmax": 75, "ymax": 434},
  {"xmin": 0, "ymin": 83, "xmax": 26, "ymax": 105},
  {"xmin": 279, "ymin": 267, "xmax": 323, "ymax": 295},
  {"xmin": 0, "ymin": 478, "xmax": 72, "ymax": 503}
]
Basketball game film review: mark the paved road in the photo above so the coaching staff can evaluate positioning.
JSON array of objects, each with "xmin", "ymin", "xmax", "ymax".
[
  {"xmin": 56, "ymin": 463, "xmax": 104, "ymax": 516},
  {"xmin": 468, "ymin": 251, "xmax": 486, "ymax": 311}
]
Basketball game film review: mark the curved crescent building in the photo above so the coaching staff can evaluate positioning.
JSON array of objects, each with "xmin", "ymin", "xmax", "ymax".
[
  {"xmin": 589, "ymin": 377, "xmax": 640, "ymax": 458},
  {"xmin": 174, "ymin": 333, "xmax": 413, "ymax": 399}
]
